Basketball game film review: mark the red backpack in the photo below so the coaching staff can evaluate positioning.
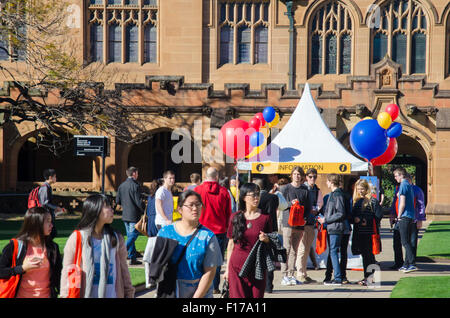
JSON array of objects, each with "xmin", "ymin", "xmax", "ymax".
[{"xmin": 27, "ymin": 186, "xmax": 42, "ymax": 209}]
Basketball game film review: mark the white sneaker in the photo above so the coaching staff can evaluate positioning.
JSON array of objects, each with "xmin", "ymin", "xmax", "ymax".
[
  {"xmin": 289, "ymin": 276, "xmax": 298, "ymax": 285},
  {"xmin": 281, "ymin": 276, "xmax": 291, "ymax": 286}
]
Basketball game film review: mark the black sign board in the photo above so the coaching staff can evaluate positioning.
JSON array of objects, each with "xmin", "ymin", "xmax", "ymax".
[{"xmin": 74, "ymin": 135, "xmax": 109, "ymax": 157}]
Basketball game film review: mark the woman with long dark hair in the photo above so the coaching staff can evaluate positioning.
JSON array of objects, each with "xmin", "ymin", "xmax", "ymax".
[
  {"xmin": 0, "ymin": 207, "xmax": 62, "ymax": 298},
  {"xmin": 223, "ymin": 183, "xmax": 272, "ymax": 298},
  {"xmin": 60, "ymin": 194, "xmax": 134, "ymax": 298}
]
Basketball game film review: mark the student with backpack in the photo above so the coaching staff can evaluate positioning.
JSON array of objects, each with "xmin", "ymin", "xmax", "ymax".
[
  {"xmin": 28, "ymin": 169, "xmax": 66, "ymax": 239},
  {"xmin": 0, "ymin": 207, "xmax": 62, "ymax": 298}
]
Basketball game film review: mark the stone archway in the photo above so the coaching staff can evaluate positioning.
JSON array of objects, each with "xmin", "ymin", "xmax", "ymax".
[
  {"xmin": 389, "ymin": 133, "xmax": 429, "ymax": 203},
  {"xmin": 127, "ymin": 128, "xmax": 202, "ymax": 183},
  {"xmin": 16, "ymin": 131, "xmax": 93, "ymax": 184}
]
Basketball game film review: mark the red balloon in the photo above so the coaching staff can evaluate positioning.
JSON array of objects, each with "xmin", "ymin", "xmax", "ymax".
[
  {"xmin": 385, "ymin": 104, "xmax": 399, "ymax": 121},
  {"xmin": 218, "ymin": 119, "xmax": 252, "ymax": 159},
  {"xmin": 249, "ymin": 117, "xmax": 261, "ymax": 130},
  {"xmin": 254, "ymin": 113, "xmax": 266, "ymax": 127},
  {"xmin": 370, "ymin": 138, "xmax": 398, "ymax": 166}
]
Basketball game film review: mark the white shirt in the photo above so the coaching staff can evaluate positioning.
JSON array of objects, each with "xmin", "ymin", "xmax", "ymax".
[{"xmin": 154, "ymin": 186, "xmax": 173, "ymax": 226}]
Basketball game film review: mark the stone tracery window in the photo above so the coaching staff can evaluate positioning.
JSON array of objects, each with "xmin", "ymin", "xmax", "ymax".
[
  {"xmin": 310, "ymin": 1, "xmax": 353, "ymax": 75},
  {"xmin": 218, "ymin": 0, "xmax": 270, "ymax": 66},
  {"xmin": 87, "ymin": 0, "xmax": 158, "ymax": 64},
  {"xmin": 372, "ymin": 0, "xmax": 427, "ymax": 74}
]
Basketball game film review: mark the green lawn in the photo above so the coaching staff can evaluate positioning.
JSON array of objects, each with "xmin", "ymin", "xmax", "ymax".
[
  {"xmin": 0, "ymin": 217, "xmax": 148, "ymax": 287},
  {"xmin": 391, "ymin": 276, "xmax": 450, "ymax": 298},
  {"xmin": 417, "ymin": 221, "xmax": 450, "ymax": 260}
]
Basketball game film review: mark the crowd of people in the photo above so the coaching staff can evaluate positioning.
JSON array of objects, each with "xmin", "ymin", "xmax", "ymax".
[{"xmin": 0, "ymin": 165, "xmax": 426, "ymax": 298}]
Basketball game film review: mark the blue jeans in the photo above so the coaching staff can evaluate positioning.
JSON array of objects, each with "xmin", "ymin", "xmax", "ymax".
[
  {"xmin": 214, "ymin": 233, "xmax": 228, "ymax": 290},
  {"xmin": 328, "ymin": 234, "xmax": 342, "ymax": 282},
  {"xmin": 124, "ymin": 221, "xmax": 140, "ymax": 260}
]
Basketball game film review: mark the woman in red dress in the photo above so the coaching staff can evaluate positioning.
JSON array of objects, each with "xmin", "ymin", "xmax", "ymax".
[{"xmin": 224, "ymin": 183, "xmax": 273, "ymax": 298}]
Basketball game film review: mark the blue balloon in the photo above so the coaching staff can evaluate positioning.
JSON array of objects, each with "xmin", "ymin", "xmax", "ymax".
[
  {"xmin": 263, "ymin": 107, "xmax": 276, "ymax": 123},
  {"xmin": 386, "ymin": 122, "xmax": 403, "ymax": 138},
  {"xmin": 350, "ymin": 119, "xmax": 389, "ymax": 160},
  {"xmin": 250, "ymin": 131, "xmax": 264, "ymax": 147}
]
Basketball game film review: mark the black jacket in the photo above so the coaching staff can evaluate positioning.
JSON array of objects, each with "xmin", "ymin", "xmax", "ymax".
[
  {"xmin": 258, "ymin": 190, "xmax": 279, "ymax": 232},
  {"xmin": 239, "ymin": 233, "xmax": 286, "ymax": 281},
  {"xmin": 148, "ymin": 236, "xmax": 179, "ymax": 285},
  {"xmin": 323, "ymin": 188, "xmax": 346, "ymax": 234},
  {"xmin": 353, "ymin": 197, "xmax": 383, "ymax": 235},
  {"xmin": 116, "ymin": 177, "xmax": 144, "ymax": 223},
  {"xmin": 0, "ymin": 239, "xmax": 62, "ymax": 298}
]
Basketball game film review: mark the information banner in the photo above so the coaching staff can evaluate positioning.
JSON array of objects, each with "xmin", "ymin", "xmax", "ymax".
[{"xmin": 251, "ymin": 162, "xmax": 351, "ymax": 174}]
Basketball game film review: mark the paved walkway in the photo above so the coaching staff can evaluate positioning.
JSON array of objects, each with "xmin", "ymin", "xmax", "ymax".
[{"xmin": 135, "ymin": 219, "xmax": 450, "ymax": 298}]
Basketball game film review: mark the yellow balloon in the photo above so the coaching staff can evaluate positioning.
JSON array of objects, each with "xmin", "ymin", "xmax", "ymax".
[
  {"xmin": 268, "ymin": 113, "xmax": 280, "ymax": 128},
  {"xmin": 377, "ymin": 112, "xmax": 392, "ymax": 129},
  {"xmin": 362, "ymin": 116, "xmax": 372, "ymax": 121}
]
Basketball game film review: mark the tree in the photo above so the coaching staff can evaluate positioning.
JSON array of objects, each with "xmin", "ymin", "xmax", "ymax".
[{"xmin": 0, "ymin": 0, "xmax": 153, "ymax": 155}]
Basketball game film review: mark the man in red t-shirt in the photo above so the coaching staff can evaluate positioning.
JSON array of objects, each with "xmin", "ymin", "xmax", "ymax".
[{"xmin": 195, "ymin": 167, "xmax": 231, "ymax": 293}]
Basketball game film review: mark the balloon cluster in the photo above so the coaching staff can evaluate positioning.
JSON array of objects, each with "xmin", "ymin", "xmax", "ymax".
[
  {"xmin": 218, "ymin": 106, "xmax": 280, "ymax": 160},
  {"xmin": 350, "ymin": 104, "xmax": 403, "ymax": 166}
]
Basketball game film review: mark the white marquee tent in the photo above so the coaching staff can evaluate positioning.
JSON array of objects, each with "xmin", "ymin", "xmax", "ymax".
[{"xmin": 237, "ymin": 83, "xmax": 368, "ymax": 175}]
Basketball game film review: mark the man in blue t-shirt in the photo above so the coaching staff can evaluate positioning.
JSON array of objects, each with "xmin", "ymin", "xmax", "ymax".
[{"xmin": 393, "ymin": 167, "xmax": 417, "ymax": 273}]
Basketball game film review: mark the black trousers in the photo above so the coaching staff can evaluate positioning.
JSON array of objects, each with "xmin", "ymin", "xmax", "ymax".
[
  {"xmin": 393, "ymin": 228, "xmax": 404, "ymax": 267},
  {"xmin": 358, "ymin": 234, "xmax": 376, "ymax": 279},
  {"xmin": 325, "ymin": 233, "xmax": 350, "ymax": 280}
]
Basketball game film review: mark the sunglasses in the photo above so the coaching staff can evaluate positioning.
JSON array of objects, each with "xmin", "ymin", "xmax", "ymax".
[
  {"xmin": 307, "ymin": 175, "xmax": 318, "ymax": 179},
  {"xmin": 245, "ymin": 193, "xmax": 260, "ymax": 198}
]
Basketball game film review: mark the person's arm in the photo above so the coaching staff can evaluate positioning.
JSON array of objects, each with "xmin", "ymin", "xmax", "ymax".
[
  {"xmin": 0, "ymin": 241, "xmax": 24, "ymax": 279},
  {"xmin": 60, "ymin": 232, "xmax": 77, "ymax": 298},
  {"xmin": 133, "ymin": 184, "xmax": 144, "ymax": 214},
  {"xmin": 398, "ymin": 195, "xmax": 406, "ymax": 218},
  {"xmin": 193, "ymin": 266, "xmax": 216, "ymax": 298},
  {"xmin": 155, "ymin": 199, "xmax": 171, "ymax": 224},
  {"xmin": 223, "ymin": 239, "xmax": 234, "ymax": 281},
  {"xmin": 117, "ymin": 234, "xmax": 136, "ymax": 298},
  {"xmin": 39, "ymin": 185, "xmax": 59, "ymax": 211}
]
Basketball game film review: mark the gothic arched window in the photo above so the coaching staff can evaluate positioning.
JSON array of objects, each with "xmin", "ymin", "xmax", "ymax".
[
  {"xmin": 218, "ymin": 1, "xmax": 269, "ymax": 66},
  {"xmin": 372, "ymin": 0, "xmax": 427, "ymax": 74},
  {"xmin": 310, "ymin": 1, "xmax": 353, "ymax": 75}
]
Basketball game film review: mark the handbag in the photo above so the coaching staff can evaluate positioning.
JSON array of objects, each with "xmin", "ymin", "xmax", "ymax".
[
  {"xmin": 67, "ymin": 230, "xmax": 82, "ymax": 298},
  {"xmin": 220, "ymin": 279, "xmax": 229, "ymax": 298},
  {"xmin": 0, "ymin": 239, "xmax": 23, "ymax": 298},
  {"xmin": 135, "ymin": 214, "xmax": 149, "ymax": 236},
  {"xmin": 288, "ymin": 202, "xmax": 306, "ymax": 227},
  {"xmin": 371, "ymin": 220, "xmax": 382, "ymax": 255},
  {"xmin": 156, "ymin": 225, "xmax": 202, "ymax": 298},
  {"xmin": 315, "ymin": 224, "xmax": 327, "ymax": 255}
]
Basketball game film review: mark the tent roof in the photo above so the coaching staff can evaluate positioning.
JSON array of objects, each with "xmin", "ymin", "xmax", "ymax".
[{"xmin": 237, "ymin": 83, "xmax": 368, "ymax": 174}]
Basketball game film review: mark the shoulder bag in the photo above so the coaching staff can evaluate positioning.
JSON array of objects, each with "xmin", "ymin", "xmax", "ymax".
[
  {"xmin": 0, "ymin": 239, "xmax": 23, "ymax": 298},
  {"xmin": 67, "ymin": 230, "xmax": 83, "ymax": 298}
]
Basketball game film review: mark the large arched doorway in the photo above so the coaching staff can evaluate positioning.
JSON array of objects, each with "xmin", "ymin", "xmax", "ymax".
[
  {"xmin": 128, "ymin": 129, "xmax": 202, "ymax": 183},
  {"xmin": 384, "ymin": 133, "xmax": 428, "ymax": 203},
  {"xmin": 17, "ymin": 132, "xmax": 93, "ymax": 182}
]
